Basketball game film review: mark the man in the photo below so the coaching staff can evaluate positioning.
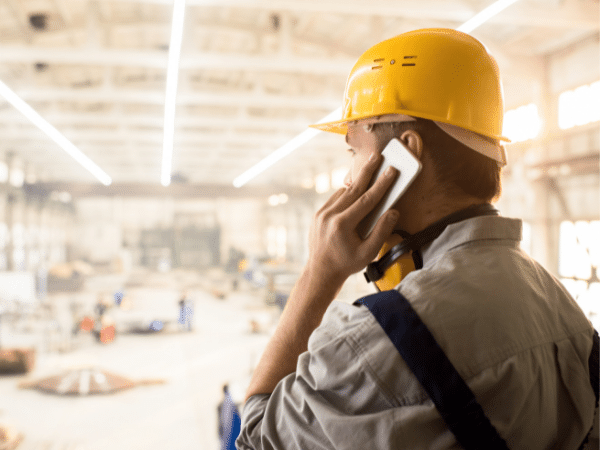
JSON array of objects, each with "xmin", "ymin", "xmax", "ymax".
[{"xmin": 236, "ymin": 28, "xmax": 597, "ymax": 449}]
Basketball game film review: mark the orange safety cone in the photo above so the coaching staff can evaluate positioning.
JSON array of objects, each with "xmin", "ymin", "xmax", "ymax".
[
  {"xmin": 99, "ymin": 325, "xmax": 115, "ymax": 344},
  {"xmin": 80, "ymin": 317, "xmax": 94, "ymax": 332}
]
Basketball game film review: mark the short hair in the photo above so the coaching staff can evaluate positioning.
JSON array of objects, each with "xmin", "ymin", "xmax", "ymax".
[{"xmin": 372, "ymin": 119, "xmax": 502, "ymax": 202}]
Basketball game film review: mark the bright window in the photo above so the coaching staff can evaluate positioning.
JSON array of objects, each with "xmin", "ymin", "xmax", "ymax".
[
  {"xmin": 503, "ymin": 103, "xmax": 542, "ymax": 143},
  {"xmin": 559, "ymin": 220, "xmax": 600, "ymax": 327},
  {"xmin": 521, "ymin": 221, "xmax": 532, "ymax": 256},
  {"xmin": 558, "ymin": 80, "xmax": 600, "ymax": 130},
  {"xmin": 315, "ymin": 173, "xmax": 330, "ymax": 194}
]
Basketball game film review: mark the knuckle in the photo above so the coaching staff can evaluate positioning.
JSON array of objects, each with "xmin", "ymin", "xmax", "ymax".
[
  {"xmin": 331, "ymin": 215, "xmax": 351, "ymax": 233},
  {"xmin": 321, "ymin": 208, "xmax": 335, "ymax": 223},
  {"xmin": 358, "ymin": 191, "xmax": 373, "ymax": 207},
  {"xmin": 316, "ymin": 204, "xmax": 332, "ymax": 219},
  {"xmin": 330, "ymin": 216, "xmax": 344, "ymax": 230}
]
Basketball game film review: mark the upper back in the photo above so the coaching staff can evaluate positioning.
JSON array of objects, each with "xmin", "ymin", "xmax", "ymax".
[{"xmin": 397, "ymin": 215, "xmax": 595, "ymax": 448}]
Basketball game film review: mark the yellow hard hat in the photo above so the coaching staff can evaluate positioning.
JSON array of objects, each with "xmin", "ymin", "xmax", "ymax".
[{"xmin": 310, "ymin": 28, "xmax": 509, "ymax": 146}]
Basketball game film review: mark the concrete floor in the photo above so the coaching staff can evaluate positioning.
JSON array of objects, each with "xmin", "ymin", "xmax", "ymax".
[
  {"xmin": 0, "ymin": 270, "xmax": 277, "ymax": 450},
  {"xmin": 2, "ymin": 267, "xmax": 595, "ymax": 449}
]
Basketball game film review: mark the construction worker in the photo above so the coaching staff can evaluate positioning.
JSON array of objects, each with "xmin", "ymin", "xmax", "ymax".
[{"xmin": 236, "ymin": 29, "xmax": 598, "ymax": 449}]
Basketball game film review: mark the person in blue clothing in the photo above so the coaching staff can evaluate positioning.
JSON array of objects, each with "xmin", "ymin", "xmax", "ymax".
[
  {"xmin": 236, "ymin": 28, "xmax": 598, "ymax": 450},
  {"xmin": 178, "ymin": 290, "xmax": 193, "ymax": 331},
  {"xmin": 219, "ymin": 384, "xmax": 242, "ymax": 450}
]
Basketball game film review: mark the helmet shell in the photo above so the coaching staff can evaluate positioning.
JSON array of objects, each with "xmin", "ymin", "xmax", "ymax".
[{"xmin": 311, "ymin": 28, "xmax": 508, "ymax": 142}]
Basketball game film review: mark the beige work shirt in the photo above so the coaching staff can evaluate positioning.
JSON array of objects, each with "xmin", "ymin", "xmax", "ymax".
[{"xmin": 237, "ymin": 216, "xmax": 597, "ymax": 449}]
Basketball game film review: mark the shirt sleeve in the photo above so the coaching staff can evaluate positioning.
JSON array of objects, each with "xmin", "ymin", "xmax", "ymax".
[{"xmin": 235, "ymin": 302, "xmax": 404, "ymax": 450}]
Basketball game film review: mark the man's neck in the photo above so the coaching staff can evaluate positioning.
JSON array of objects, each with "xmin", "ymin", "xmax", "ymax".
[{"xmin": 395, "ymin": 196, "xmax": 486, "ymax": 235}]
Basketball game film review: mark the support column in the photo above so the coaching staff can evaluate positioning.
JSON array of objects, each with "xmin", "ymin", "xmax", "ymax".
[{"xmin": 529, "ymin": 56, "xmax": 562, "ymax": 276}]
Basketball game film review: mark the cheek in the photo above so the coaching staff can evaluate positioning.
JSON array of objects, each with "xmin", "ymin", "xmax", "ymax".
[{"xmin": 349, "ymin": 154, "xmax": 370, "ymax": 185}]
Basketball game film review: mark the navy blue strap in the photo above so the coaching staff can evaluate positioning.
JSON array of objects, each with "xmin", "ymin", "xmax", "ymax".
[
  {"xmin": 590, "ymin": 329, "xmax": 599, "ymax": 408},
  {"xmin": 355, "ymin": 290, "xmax": 509, "ymax": 450}
]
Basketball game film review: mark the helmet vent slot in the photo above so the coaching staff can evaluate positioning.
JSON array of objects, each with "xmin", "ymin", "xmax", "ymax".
[
  {"xmin": 372, "ymin": 58, "xmax": 385, "ymax": 70},
  {"xmin": 402, "ymin": 55, "xmax": 417, "ymax": 67}
]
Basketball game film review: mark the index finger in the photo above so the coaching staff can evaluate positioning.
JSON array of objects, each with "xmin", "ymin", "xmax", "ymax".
[
  {"xmin": 341, "ymin": 165, "xmax": 399, "ymax": 227},
  {"xmin": 331, "ymin": 152, "xmax": 383, "ymax": 213}
]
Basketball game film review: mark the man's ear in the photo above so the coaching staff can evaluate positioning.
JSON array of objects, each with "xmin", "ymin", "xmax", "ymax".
[{"xmin": 399, "ymin": 130, "xmax": 424, "ymax": 160}]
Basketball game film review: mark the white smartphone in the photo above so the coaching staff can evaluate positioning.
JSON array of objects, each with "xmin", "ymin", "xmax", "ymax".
[{"xmin": 356, "ymin": 138, "xmax": 422, "ymax": 239}]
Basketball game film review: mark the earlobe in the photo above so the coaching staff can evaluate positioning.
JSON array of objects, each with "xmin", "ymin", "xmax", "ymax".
[{"xmin": 400, "ymin": 130, "xmax": 424, "ymax": 160}]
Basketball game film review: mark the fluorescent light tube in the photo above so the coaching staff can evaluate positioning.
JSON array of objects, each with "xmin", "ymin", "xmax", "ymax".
[
  {"xmin": 0, "ymin": 79, "xmax": 112, "ymax": 186},
  {"xmin": 457, "ymin": 0, "xmax": 521, "ymax": 33},
  {"xmin": 233, "ymin": 0, "xmax": 522, "ymax": 187},
  {"xmin": 161, "ymin": 0, "xmax": 186, "ymax": 187}
]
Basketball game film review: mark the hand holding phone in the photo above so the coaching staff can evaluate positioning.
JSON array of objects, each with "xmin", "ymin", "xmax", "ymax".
[{"xmin": 356, "ymin": 138, "xmax": 422, "ymax": 239}]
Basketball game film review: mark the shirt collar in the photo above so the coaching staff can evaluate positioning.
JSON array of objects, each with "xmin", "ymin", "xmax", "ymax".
[{"xmin": 420, "ymin": 215, "xmax": 523, "ymax": 268}]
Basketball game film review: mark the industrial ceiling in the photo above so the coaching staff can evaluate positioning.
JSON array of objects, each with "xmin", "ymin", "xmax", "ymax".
[{"xmin": 0, "ymin": 0, "xmax": 598, "ymax": 196}]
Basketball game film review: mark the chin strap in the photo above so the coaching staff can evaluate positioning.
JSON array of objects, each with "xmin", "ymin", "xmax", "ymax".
[{"xmin": 365, "ymin": 203, "xmax": 499, "ymax": 284}]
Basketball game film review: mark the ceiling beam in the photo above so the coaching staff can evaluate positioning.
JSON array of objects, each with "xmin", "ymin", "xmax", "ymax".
[
  {"xmin": 0, "ymin": 46, "xmax": 354, "ymax": 74},
  {"xmin": 0, "ymin": 45, "xmax": 549, "ymax": 86},
  {"xmin": 527, "ymin": 152, "xmax": 600, "ymax": 179},
  {"xmin": 7, "ymin": 87, "xmax": 340, "ymax": 109},
  {"xmin": 29, "ymin": 181, "xmax": 316, "ymax": 198},
  {"xmin": 502, "ymin": 1, "xmax": 599, "ymax": 30},
  {"xmin": 0, "ymin": 112, "xmax": 314, "ymax": 130},
  {"xmin": 73, "ymin": 0, "xmax": 470, "ymax": 21},
  {"xmin": 70, "ymin": 0, "xmax": 600, "ymax": 30},
  {"xmin": 4, "ymin": 129, "xmax": 299, "ymax": 146}
]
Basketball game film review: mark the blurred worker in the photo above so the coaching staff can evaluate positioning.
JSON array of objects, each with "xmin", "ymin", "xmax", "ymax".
[
  {"xmin": 236, "ymin": 29, "xmax": 598, "ymax": 449},
  {"xmin": 178, "ymin": 290, "xmax": 193, "ymax": 331},
  {"xmin": 94, "ymin": 294, "xmax": 116, "ymax": 344},
  {"xmin": 219, "ymin": 384, "xmax": 242, "ymax": 450},
  {"xmin": 94, "ymin": 294, "xmax": 108, "ymax": 319}
]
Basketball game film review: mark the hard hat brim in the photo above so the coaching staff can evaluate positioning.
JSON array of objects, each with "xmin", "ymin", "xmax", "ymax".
[
  {"xmin": 309, "ymin": 114, "xmax": 510, "ymax": 166},
  {"xmin": 310, "ymin": 114, "xmax": 510, "ymax": 143},
  {"xmin": 308, "ymin": 119, "xmax": 348, "ymax": 135},
  {"xmin": 434, "ymin": 122, "xmax": 508, "ymax": 166},
  {"xmin": 308, "ymin": 114, "xmax": 416, "ymax": 135}
]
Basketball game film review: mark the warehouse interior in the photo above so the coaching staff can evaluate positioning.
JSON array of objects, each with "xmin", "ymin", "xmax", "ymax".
[{"xmin": 0, "ymin": 0, "xmax": 598, "ymax": 448}]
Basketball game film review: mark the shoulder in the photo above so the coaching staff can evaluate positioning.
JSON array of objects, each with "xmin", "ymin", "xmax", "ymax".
[
  {"xmin": 396, "ymin": 241, "xmax": 592, "ymax": 377},
  {"xmin": 305, "ymin": 300, "xmax": 430, "ymax": 406}
]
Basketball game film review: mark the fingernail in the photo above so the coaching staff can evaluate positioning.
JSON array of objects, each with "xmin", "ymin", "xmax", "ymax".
[
  {"xmin": 388, "ymin": 211, "xmax": 400, "ymax": 222},
  {"xmin": 385, "ymin": 166, "xmax": 396, "ymax": 176},
  {"xmin": 369, "ymin": 152, "xmax": 376, "ymax": 161}
]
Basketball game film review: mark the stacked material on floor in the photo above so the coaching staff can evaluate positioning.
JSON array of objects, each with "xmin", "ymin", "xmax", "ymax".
[
  {"xmin": 0, "ymin": 425, "xmax": 22, "ymax": 450},
  {"xmin": 0, "ymin": 349, "xmax": 35, "ymax": 375},
  {"xmin": 47, "ymin": 261, "xmax": 93, "ymax": 292},
  {"xmin": 18, "ymin": 367, "xmax": 164, "ymax": 395}
]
